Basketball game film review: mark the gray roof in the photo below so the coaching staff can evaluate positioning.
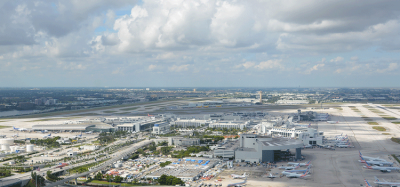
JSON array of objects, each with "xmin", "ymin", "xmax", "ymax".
[{"xmin": 32, "ymin": 124, "xmax": 94, "ymax": 130}]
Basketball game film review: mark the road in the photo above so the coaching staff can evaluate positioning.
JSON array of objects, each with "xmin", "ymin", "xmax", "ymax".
[
  {"xmin": 1, "ymin": 139, "xmax": 153, "ymax": 187},
  {"xmin": 47, "ymin": 140, "xmax": 153, "ymax": 187}
]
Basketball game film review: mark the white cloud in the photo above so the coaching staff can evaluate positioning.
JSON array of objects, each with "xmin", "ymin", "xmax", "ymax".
[
  {"xmin": 156, "ymin": 52, "xmax": 176, "ymax": 59},
  {"xmin": 254, "ymin": 59, "xmax": 284, "ymax": 70},
  {"xmin": 169, "ymin": 64, "xmax": 189, "ymax": 72},
  {"xmin": 330, "ymin": 56, "xmax": 344, "ymax": 62},
  {"xmin": 377, "ymin": 63, "xmax": 398, "ymax": 73},
  {"xmin": 304, "ymin": 64, "xmax": 325, "ymax": 74},
  {"xmin": 350, "ymin": 56, "xmax": 359, "ymax": 61},
  {"xmin": 148, "ymin": 64, "xmax": 157, "ymax": 71}
]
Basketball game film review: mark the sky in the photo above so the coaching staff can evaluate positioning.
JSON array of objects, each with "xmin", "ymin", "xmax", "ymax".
[{"xmin": 1, "ymin": 0, "xmax": 400, "ymax": 88}]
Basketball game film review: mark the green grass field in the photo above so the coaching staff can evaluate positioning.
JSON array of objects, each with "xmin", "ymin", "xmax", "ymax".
[
  {"xmin": 72, "ymin": 113, "xmax": 103, "ymax": 116},
  {"xmin": 367, "ymin": 122, "xmax": 379, "ymax": 125},
  {"xmin": 382, "ymin": 133, "xmax": 390, "ymax": 135},
  {"xmin": 372, "ymin": 126, "xmax": 386, "ymax": 131},
  {"xmin": 119, "ymin": 107, "xmax": 139, "ymax": 111},
  {"xmin": 382, "ymin": 116, "xmax": 397, "ymax": 120},
  {"xmin": 392, "ymin": 122, "xmax": 400, "ymax": 124},
  {"xmin": 391, "ymin": 137, "xmax": 400, "ymax": 144},
  {"xmin": 0, "ymin": 126, "xmax": 10, "ymax": 129}
]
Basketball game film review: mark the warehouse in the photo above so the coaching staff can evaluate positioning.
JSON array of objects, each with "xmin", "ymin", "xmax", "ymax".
[{"xmin": 234, "ymin": 134, "xmax": 303, "ymax": 163}]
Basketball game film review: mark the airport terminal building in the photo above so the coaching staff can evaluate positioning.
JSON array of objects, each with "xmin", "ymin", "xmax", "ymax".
[{"xmin": 234, "ymin": 134, "xmax": 303, "ymax": 163}]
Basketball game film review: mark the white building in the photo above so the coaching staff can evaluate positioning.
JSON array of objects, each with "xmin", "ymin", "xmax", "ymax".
[
  {"xmin": 209, "ymin": 121, "xmax": 248, "ymax": 130},
  {"xmin": 170, "ymin": 119, "xmax": 210, "ymax": 128},
  {"xmin": 269, "ymin": 127, "xmax": 324, "ymax": 145},
  {"xmin": 152, "ymin": 122, "xmax": 170, "ymax": 135},
  {"xmin": 80, "ymin": 145, "xmax": 100, "ymax": 151}
]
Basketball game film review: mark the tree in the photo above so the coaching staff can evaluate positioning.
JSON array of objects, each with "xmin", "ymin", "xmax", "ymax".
[
  {"xmin": 114, "ymin": 175, "xmax": 123, "ymax": 183},
  {"xmin": 94, "ymin": 172, "xmax": 103, "ymax": 180},
  {"xmin": 106, "ymin": 174, "xmax": 113, "ymax": 182}
]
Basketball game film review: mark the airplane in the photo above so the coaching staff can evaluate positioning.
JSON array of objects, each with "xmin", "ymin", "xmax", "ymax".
[
  {"xmin": 227, "ymin": 177, "xmax": 247, "ymax": 187},
  {"xmin": 359, "ymin": 156, "xmax": 393, "ymax": 166},
  {"xmin": 303, "ymin": 144, "xmax": 313, "ymax": 148},
  {"xmin": 282, "ymin": 166, "xmax": 311, "ymax": 174},
  {"xmin": 279, "ymin": 164, "xmax": 300, "ymax": 170},
  {"xmin": 85, "ymin": 131, "xmax": 93, "ymax": 134},
  {"xmin": 43, "ymin": 133, "xmax": 51, "ymax": 138},
  {"xmin": 41, "ymin": 130, "xmax": 48, "ymax": 133},
  {"xmin": 231, "ymin": 173, "xmax": 247, "ymax": 179},
  {"xmin": 266, "ymin": 173, "xmax": 277, "ymax": 179},
  {"xmin": 12, "ymin": 133, "xmax": 19, "ymax": 137},
  {"xmin": 13, "ymin": 126, "xmax": 28, "ymax": 131},
  {"xmin": 337, "ymin": 144, "xmax": 353, "ymax": 148},
  {"xmin": 72, "ymin": 132, "xmax": 82, "ymax": 139},
  {"xmin": 363, "ymin": 162, "xmax": 400, "ymax": 172},
  {"xmin": 283, "ymin": 168, "xmax": 309, "ymax": 178},
  {"xmin": 327, "ymin": 121, "xmax": 339, "ymax": 124},
  {"xmin": 365, "ymin": 179, "xmax": 372, "ymax": 187},
  {"xmin": 336, "ymin": 141, "xmax": 350, "ymax": 145},
  {"xmin": 359, "ymin": 151, "xmax": 387, "ymax": 162},
  {"xmin": 147, "ymin": 114, "xmax": 154, "ymax": 117},
  {"xmin": 374, "ymin": 176, "xmax": 400, "ymax": 186},
  {"xmin": 287, "ymin": 161, "xmax": 311, "ymax": 167}
]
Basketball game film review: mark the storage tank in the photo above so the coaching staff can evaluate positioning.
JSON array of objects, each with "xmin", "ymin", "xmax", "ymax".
[
  {"xmin": 1, "ymin": 144, "xmax": 10, "ymax": 151},
  {"xmin": 0, "ymin": 138, "xmax": 14, "ymax": 145},
  {"xmin": 26, "ymin": 145, "xmax": 34, "ymax": 152}
]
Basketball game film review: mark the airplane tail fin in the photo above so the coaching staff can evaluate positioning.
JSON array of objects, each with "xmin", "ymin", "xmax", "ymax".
[
  {"xmin": 374, "ymin": 176, "xmax": 379, "ymax": 182},
  {"xmin": 243, "ymin": 172, "xmax": 246, "ymax": 176},
  {"xmin": 365, "ymin": 179, "xmax": 372, "ymax": 187}
]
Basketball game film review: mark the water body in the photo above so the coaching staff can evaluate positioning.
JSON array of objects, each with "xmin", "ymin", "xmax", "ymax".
[{"xmin": 0, "ymin": 110, "xmax": 40, "ymax": 117}]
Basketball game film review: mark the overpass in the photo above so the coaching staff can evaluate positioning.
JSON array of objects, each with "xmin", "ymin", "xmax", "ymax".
[
  {"xmin": 47, "ymin": 140, "xmax": 153, "ymax": 187},
  {"xmin": 1, "ymin": 139, "xmax": 153, "ymax": 187}
]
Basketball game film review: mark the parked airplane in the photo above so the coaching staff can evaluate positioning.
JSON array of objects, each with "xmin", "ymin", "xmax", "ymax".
[
  {"xmin": 363, "ymin": 162, "xmax": 400, "ymax": 172},
  {"xmin": 12, "ymin": 133, "xmax": 19, "ymax": 137},
  {"xmin": 41, "ymin": 130, "xmax": 48, "ymax": 133},
  {"xmin": 227, "ymin": 177, "xmax": 247, "ymax": 187},
  {"xmin": 147, "ymin": 114, "xmax": 154, "ymax": 117},
  {"xmin": 327, "ymin": 121, "xmax": 339, "ymax": 124},
  {"xmin": 337, "ymin": 144, "xmax": 353, "ymax": 148},
  {"xmin": 282, "ymin": 166, "xmax": 311, "ymax": 174},
  {"xmin": 85, "ymin": 131, "xmax": 93, "ymax": 134},
  {"xmin": 266, "ymin": 173, "xmax": 277, "ymax": 179},
  {"xmin": 43, "ymin": 133, "xmax": 51, "ymax": 138},
  {"xmin": 231, "ymin": 173, "xmax": 247, "ymax": 179},
  {"xmin": 72, "ymin": 132, "xmax": 82, "ymax": 139},
  {"xmin": 359, "ymin": 151, "xmax": 387, "ymax": 162},
  {"xmin": 13, "ymin": 126, "xmax": 28, "ymax": 131},
  {"xmin": 374, "ymin": 176, "xmax": 400, "ymax": 186},
  {"xmin": 287, "ymin": 161, "xmax": 311, "ymax": 167},
  {"xmin": 279, "ymin": 164, "xmax": 300, "ymax": 170},
  {"xmin": 304, "ymin": 144, "xmax": 313, "ymax": 148},
  {"xmin": 283, "ymin": 168, "xmax": 309, "ymax": 178},
  {"xmin": 359, "ymin": 156, "xmax": 393, "ymax": 166}
]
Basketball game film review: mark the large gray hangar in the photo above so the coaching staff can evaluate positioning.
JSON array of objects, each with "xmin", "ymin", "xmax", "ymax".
[{"xmin": 234, "ymin": 134, "xmax": 303, "ymax": 163}]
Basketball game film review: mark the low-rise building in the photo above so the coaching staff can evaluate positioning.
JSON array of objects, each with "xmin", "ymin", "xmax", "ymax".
[
  {"xmin": 209, "ymin": 121, "xmax": 249, "ymax": 130},
  {"xmin": 170, "ymin": 119, "xmax": 209, "ymax": 128},
  {"xmin": 152, "ymin": 122, "xmax": 170, "ymax": 135}
]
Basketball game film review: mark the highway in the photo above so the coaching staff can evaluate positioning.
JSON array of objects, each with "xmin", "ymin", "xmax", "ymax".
[
  {"xmin": 47, "ymin": 139, "xmax": 152, "ymax": 187},
  {"xmin": 1, "ymin": 139, "xmax": 152, "ymax": 187}
]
